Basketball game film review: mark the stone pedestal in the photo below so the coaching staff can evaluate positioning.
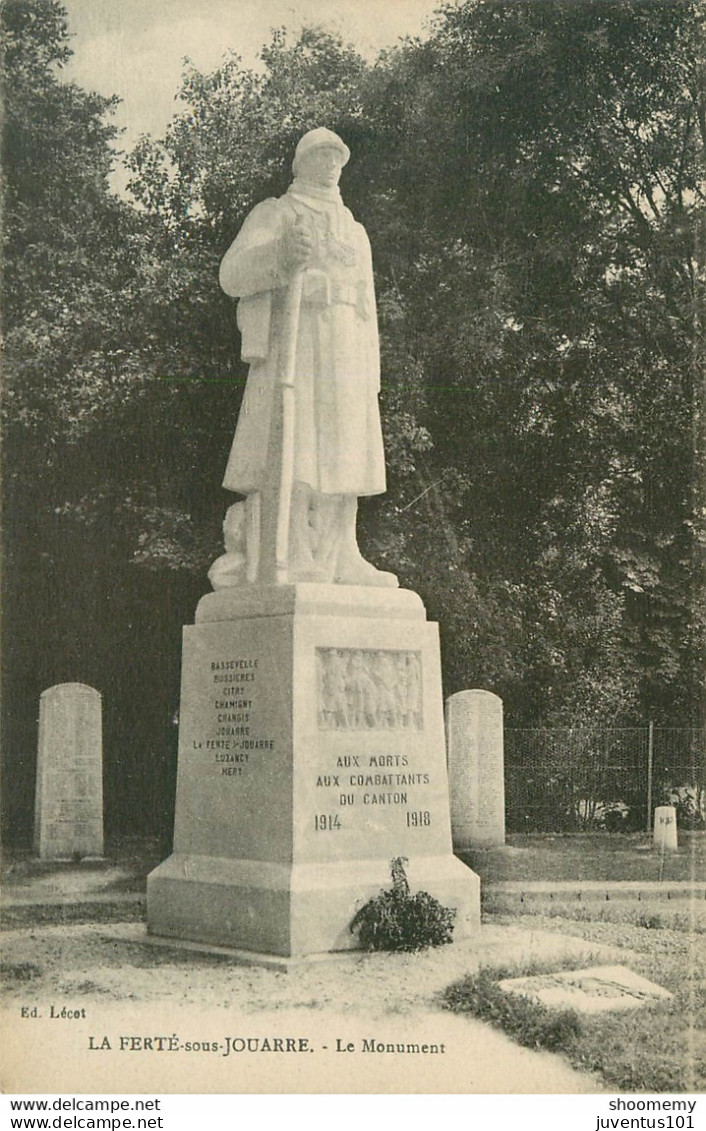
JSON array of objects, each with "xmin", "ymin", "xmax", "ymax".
[
  {"xmin": 445, "ymin": 689, "xmax": 505, "ymax": 850},
  {"xmin": 34, "ymin": 682, "xmax": 104, "ymax": 860},
  {"xmin": 147, "ymin": 585, "xmax": 480, "ymax": 958}
]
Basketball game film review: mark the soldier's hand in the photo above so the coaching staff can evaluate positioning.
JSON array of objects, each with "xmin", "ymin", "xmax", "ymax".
[{"xmin": 282, "ymin": 222, "xmax": 314, "ymax": 273}]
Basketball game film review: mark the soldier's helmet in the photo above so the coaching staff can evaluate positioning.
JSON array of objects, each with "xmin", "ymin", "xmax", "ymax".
[{"xmin": 292, "ymin": 128, "xmax": 350, "ymax": 173}]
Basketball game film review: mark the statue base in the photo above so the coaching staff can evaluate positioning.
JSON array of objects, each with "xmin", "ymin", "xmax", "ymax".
[{"xmin": 147, "ymin": 584, "xmax": 480, "ymax": 958}]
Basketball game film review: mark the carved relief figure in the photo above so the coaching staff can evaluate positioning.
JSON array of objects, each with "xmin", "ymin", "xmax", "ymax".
[
  {"xmin": 318, "ymin": 648, "xmax": 351, "ymax": 729},
  {"xmin": 375, "ymin": 650, "xmax": 399, "ymax": 729},
  {"xmin": 346, "ymin": 651, "xmax": 379, "ymax": 729}
]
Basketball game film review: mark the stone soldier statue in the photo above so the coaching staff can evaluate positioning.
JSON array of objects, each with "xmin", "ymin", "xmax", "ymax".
[{"xmin": 218, "ymin": 127, "xmax": 397, "ymax": 587}]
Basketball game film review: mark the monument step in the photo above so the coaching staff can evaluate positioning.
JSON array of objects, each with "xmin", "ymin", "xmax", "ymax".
[{"xmin": 147, "ymin": 852, "xmax": 479, "ymax": 958}]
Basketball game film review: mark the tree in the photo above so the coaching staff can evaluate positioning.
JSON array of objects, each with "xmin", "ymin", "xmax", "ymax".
[
  {"xmin": 3, "ymin": 2, "xmax": 703, "ymax": 847},
  {"xmin": 355, "ymin": 0, "xmax": 705, "ymax": 725},
  {"xmin": 68, "ymin": 4, "xmax": 706, "ymax": 729},
  {"xmin": 1, "ymin": 14, "xmax": 377, "ymax": 843},
  {"xmin": 1, "ymin": 0, "xmax": 188, "ymax": 842}
]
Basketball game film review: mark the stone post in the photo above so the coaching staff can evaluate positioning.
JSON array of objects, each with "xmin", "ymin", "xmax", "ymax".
[
  {"xmin": 34, "ymin": 683, "xmax": 104, "ymax": 860},
  {"xmin": 653, "ymin": 805, "xmax": 678, "ymax": 852},
  {"xmin": 446, "ymin": 689, "xmax": 505, "ymax": 850}
]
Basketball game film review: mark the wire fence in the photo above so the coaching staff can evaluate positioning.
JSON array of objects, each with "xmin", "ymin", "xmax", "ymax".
[{"xmin": 504, "ymin": 726, "xmax": 706, "ymax": 833}]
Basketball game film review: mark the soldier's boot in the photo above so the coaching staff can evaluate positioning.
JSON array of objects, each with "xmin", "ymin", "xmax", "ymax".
[{"xmin": 332, "ymin": 497, "xmax": 398, "ymax": 588}]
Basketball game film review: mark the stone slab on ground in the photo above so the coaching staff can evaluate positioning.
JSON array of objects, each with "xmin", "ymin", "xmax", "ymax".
[{"xmin": 498, "ymin": 963, "xmax": 673, "ymax": 1014}]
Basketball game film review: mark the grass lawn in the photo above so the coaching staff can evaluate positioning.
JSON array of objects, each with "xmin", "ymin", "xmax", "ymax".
[
  {"xmin": 449, "ymin": 832, "xmax": 705, "ymax": 1091},
  {"xmin": 5, "ymin": 832, "xmax": 703, "ymax": 889},
  {"xmin": 461, "ymin": 830, "xmax": 705, "ymax": 884},
  {"xmin": 445, "ymin": 897, "xmax": 706, "ymax": 1092}
]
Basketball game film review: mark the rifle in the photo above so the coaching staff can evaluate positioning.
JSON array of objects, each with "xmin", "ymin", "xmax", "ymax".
[{"xmin": 273, "ymin": 266, "xmax": 304, "ymax": 583}]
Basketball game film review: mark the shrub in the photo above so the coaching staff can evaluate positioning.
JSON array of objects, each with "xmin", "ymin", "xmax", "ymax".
[
  {"xmin": 573, "ymin": 798, "xmax": 629, "ymax": 831},
  {"xmin": 663, "ymin": 784, "xmax": 706, "ymax": 829},
  {"xmin": 350, "ymin": 856, "xmax": 456, "ymax": 951}
]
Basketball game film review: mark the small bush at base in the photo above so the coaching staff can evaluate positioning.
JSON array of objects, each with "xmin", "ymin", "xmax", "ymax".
[
  {"xmin": 350, "ymin": 856, "xmax": 456, "ymax": 952},
  {"xmin": 444, "ymin": 967, "xmax": 582, "ymax": 1051}
]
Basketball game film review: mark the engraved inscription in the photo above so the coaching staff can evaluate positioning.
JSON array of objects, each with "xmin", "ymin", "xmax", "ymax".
[
  {"xmin": 317, "ymin": 648, "xmax": 422, "ymax": 731},
  {"xmin": 188, "ymin": 656, "xmax": 276, "ymax": 778}
]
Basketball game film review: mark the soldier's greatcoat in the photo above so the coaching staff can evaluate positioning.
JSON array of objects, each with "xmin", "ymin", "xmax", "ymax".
[{"xmin": 219, "ymin": 184, "xmax": 386, "ymax": 497}]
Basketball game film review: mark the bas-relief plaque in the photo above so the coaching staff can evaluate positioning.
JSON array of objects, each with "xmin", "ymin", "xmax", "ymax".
[{"xmin": 317, "ymin": 647, "xmax": 422, "ymax": 731}]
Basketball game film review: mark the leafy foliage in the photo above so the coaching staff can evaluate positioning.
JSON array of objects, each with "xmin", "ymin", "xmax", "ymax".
[
  {"xmin": 350, "ymin": 857, "xmax": 456, "ymax": 951},
  {"xmin": 359, "ymin": 0, "xmax": 705, "ymax": 725},
  {"xmin": 662, "ymin": 783, "xmax": 706, "ymax": 829}
]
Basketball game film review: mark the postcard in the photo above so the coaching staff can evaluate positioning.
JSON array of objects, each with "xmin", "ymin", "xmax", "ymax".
[{"xmin": 2, "ymin": 0, "xmax": 703, "ymax": 1100}]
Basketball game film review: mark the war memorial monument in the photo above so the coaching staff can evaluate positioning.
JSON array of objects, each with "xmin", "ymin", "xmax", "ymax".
[{"xmin": 146, "ymin": 128, "xmax": 480, "ymax": 959}]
